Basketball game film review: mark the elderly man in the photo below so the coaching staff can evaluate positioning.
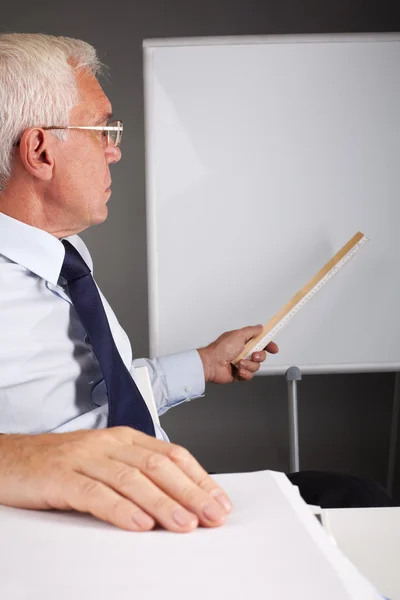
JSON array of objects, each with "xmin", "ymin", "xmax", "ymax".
[
  {"xmin": 0, "ymin": 33, "xmax": 394, "ymax": 532},
  {"xmin": 0, "ymin": 32, "xmax": 280, "ymax": 532}
]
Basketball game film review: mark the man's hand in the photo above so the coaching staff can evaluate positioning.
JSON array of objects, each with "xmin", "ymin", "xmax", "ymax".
[
  {"xmin": 0, "ymin": 428, "xmax": 232, "ymax": 532},
  {"xmin": 198, "ymin": 325, "xmax": 279, "ymax": 384}
]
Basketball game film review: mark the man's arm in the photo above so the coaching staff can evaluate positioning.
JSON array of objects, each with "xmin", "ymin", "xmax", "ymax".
[
  {"xmin": 0, "ymin": 325, "xmax": 276, "ymax": 532},
  {"xmin": 131, "ymin": 350, "xmax": 205, "ymax": 417},
  {"xmin": 0, "ymin": 427, "xmax": 231, "ymax": 532},
  {"xmin": 133, "ymin": 325, "xmax": 279, "ymax": 417}
]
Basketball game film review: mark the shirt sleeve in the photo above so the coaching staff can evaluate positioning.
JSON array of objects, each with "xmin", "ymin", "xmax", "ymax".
[{"xmin": 131, "ymin": 350, "xmax": 205, "ymax": 416}]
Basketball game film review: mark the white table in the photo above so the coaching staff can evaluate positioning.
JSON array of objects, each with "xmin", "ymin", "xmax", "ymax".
[
  {"xmin": 0, "ymin": 472, "xmax": 394, "ymax": 600},
  {"xmin": 324, "ymin": 507, "xmax": 400, "ymax": 600}
]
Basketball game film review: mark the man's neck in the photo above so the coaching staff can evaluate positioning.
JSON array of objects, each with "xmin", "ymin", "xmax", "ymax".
[
  {"xmin": 0, "ymin": 186, "xmax": 46, "ymax": 229},
  {"xmin": 0, "ymin": 186, "xmax": 75, "ymax": 239}
]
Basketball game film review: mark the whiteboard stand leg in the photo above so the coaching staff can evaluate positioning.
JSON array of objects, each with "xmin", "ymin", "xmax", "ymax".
[
  {"xmin": 286, "ymin": 367, "xmax": 302, "ymax": 473},
  {"xmin": 387, "ymin": 371, "xmax": 400, "ymax": 495}
]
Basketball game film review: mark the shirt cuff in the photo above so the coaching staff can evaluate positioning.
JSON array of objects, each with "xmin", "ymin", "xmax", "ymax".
[{"xmin": 156, "ymin": 349, "xmax": 205, "ymax": 414}]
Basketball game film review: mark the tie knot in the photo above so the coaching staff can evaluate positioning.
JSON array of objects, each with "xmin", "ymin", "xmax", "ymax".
[{"xmin": 60, "ymin": 240, "xmax": 91, "ymax": 283}]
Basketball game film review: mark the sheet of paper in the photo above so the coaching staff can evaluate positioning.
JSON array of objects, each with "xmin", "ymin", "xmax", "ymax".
[
  {"xmin": 132, "ymin": 365, "xmax": 160, "ymax": 425},
  {"xmin": 0, "ymin": 470, "xmax": 381, "ymax": 600}
]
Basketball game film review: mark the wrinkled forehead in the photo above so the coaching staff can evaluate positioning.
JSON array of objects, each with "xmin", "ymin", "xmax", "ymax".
[{"xmin": 70, "ymin": 66, "xmax": 112, "ymax": 124}]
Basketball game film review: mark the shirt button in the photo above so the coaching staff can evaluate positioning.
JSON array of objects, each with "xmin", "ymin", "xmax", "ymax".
[{"xmin": 184, "ymin": 386, "xmax": 191, "ymax": 393}]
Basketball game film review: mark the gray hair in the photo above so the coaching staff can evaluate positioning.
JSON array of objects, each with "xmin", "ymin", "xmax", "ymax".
[{"xmin": 0, "ymin": 33, "xmax": 103, "ymax": 191}]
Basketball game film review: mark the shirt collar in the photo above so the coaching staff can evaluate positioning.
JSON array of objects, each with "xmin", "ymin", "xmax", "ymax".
[{"xmin": 0, "ymin": 212, "xmax": 66, "ymax": 286}]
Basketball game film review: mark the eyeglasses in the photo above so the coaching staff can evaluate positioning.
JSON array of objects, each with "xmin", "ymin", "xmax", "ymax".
[
  {"xmin": 14, "ymin": 120, "xmax": 124, "ymax": 148},
  {"xmin": 44, "ymin": 120, "xmax": 124, "ymax": 148}
]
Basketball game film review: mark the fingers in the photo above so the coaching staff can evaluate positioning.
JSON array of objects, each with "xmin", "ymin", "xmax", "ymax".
[
  {"xmin": 83, "ymin": 450, "xmax": 229, "ymax": 532},
  {"xmin": 235, "ymin": 340, "xmax": 279, "ymax": 379},
  {"xmin": 115, "ymin": 429, "xmax": 227, "ymax": 501},
  {"xmin": 92, "ymin": 428, "xmax": 232, "ymax": 532},
  {"xmin": 0, "ymin": 430, "xmax": 231, "ymax": 534},
  {"xmin": 265, "ymin": 341, "xmax": 279, "ymax": 354},
  {"xmin": 241, "ymin": 324, "xmax": 263, "ymax": 343},
  {"xmin": 61, "ymin": 472, "xmax": 156, "ymax": 532},
  {"xmin": 78, "ymin": 458, "xmax": 199, "ymax": 533},
  {"xmin": 119, "ymin": 432, "xmax": 232, "ymax": 514},
  {"xmin": 235, "ymin": 358, "xmax": 261, "ymax": 380},
  {"xmin": 252, "ymin": 350, "xmax": 267, "ymax": 363}
]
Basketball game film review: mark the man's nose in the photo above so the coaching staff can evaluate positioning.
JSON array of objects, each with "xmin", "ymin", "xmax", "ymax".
[{"xmin": 106, "ymin": 144, "xmax": 122, "ymax": 164}]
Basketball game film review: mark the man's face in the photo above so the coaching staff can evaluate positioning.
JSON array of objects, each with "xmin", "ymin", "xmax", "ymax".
[{"xmin": 49, "ymin": 68, "xmax": 121, "ymax": 234}]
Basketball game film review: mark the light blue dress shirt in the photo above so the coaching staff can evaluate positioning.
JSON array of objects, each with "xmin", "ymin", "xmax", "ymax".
[{"xmin": 0, "ymin": 212, "xmax": 205, "ymax": 441}]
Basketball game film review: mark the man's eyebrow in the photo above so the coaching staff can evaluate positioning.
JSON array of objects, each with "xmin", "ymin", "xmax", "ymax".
[{"xmin": 95, "ymin": 112, "xmax": 113, "ymax": 125}]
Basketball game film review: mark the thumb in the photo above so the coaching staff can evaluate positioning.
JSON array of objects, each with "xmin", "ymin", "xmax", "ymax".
[{"xmin": 241, "ymin": 324, "xmax": 263, "ymax": 344}]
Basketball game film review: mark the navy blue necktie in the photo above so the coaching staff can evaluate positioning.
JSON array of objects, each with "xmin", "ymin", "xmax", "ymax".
[{"xmin": 60, "ymin": 240, "xmax": 155, "ymax": 436}]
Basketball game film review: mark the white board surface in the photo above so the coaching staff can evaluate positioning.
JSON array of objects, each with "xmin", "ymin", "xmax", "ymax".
[{"xmin": 143, "ymin": 34, "xmax": 400, "ymax": 374}]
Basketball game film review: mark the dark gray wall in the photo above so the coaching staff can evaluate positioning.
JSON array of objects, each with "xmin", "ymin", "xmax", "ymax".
[{"xmin": 2, "ymin": 0, "xmax": 400, "ymax": 500}]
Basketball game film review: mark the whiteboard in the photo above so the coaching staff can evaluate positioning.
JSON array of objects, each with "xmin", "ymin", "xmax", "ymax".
[{"xmin": 143, "ymin": 34, "xmax": 400, "ymax": 375}]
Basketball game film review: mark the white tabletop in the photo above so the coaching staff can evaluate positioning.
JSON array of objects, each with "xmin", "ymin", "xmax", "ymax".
[
  {"xmin": 0, "ymin": 471, "xmax": 381, "ymax": 600},
  {"xmin": 324, "ymin": 507, "xmax": 400, "ymax": 600}
]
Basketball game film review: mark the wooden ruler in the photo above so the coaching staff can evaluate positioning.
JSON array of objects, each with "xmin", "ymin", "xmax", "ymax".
[{"xmin": 232, "ymin": 231, "xmax": 368, "ymax": 366}]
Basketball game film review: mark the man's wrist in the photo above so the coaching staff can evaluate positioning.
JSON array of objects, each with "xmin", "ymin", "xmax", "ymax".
[{"xmin": 197, "ymin": 347, "xmax": 215, "ymax": 383}]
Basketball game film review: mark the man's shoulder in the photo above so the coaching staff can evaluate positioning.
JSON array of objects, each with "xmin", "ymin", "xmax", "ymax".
[{"xmin": 65, "ymin": 235, "xmax": 94, "ymax": 272}]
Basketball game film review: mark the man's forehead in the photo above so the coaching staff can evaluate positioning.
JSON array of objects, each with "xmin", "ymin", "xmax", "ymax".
[{"xmin": 72, "ymin": 68, "xmax": 112, "ymax": 122}]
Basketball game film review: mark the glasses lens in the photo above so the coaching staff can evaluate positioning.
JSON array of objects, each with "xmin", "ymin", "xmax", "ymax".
[{"xmin": 108, "ymin": 120, "xmax": 123, "ymax": 147}]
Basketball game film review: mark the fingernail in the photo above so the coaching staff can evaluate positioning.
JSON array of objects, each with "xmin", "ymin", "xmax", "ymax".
[
  {"xmin": 132, "ymin": 511, "xmax": 154, "ymax": 530},
  {"xmin": 172, "ymin": 507, "xmax": 197, "ymax": 528},
  {"xmin": 202, "ymin": 501, "xmax": 226, "ymax": 522},
  {"xmin": 210, "ymin": 490, "xmax": 233, "ymax": 513}
]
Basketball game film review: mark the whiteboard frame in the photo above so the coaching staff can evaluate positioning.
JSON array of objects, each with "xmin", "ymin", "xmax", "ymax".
[
  {"xmin": 143, "ymin": 33, "xmax": 400, "ymax": 375},
  {"xmin": 143, "ymin": 33, "xmax": 400, "ymax": 48}
]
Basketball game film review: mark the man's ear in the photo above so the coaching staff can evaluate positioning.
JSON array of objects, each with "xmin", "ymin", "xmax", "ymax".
[{"xmin": 17, "ymin": 128, "xmax": 55, "ymax": 182}]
